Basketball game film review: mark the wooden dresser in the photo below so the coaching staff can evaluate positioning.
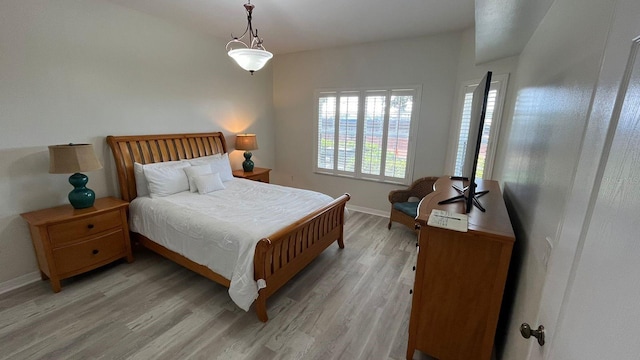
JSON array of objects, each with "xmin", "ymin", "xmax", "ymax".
[
  {"xmin": 406, "ymin": 177, "xmax": 515, "ymax": 360},
  {"xmin": 21, "ymin": 197, "xmax": 133, "ymax": 292}
]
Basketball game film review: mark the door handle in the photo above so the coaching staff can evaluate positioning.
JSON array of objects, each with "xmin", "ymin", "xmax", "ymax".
[{"xmin": 520, "ymin": 323, "xmax": 545, "ymax": 346}]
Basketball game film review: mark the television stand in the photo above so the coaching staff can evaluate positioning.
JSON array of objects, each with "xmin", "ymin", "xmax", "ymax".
[
  {"xmin": 407, "ymin": 176, "xmax": 514, "ymax": 360},
  {"xmin": 437, "ymin": 183, "xmax": 489, "ymax": 212}
]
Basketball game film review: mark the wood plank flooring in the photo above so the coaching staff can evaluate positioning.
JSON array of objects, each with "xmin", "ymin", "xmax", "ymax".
[{"xmin": 0, "ymin": 211, "xmax": 435, "ymax": 360}]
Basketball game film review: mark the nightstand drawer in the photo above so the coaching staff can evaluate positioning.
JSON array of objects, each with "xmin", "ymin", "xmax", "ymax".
[
  {"xmin": 250, "ymin": 172, "xmax": 270, "ymax": 183},
  {"xmin": 232, "ymin": 167, "xmax": 271, "ymax": 183},
  {"xmin": 48, "ymin": 210, "xmax": 122, "ymax": 246},
  {"xmin": 53, "ymin": 229, "xmax": 126, "ymax": 276}
]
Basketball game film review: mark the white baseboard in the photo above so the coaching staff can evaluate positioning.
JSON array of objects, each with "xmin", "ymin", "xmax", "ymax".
[
  {"xmin": 346, "ymin": 205, "xmax": 388, "ymax": 218},
  {"xmin": 0, "ymin": 271, "xmax": 41, "ymax": 295}
]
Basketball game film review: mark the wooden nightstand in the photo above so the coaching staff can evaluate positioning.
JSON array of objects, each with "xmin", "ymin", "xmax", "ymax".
[
  {"xmin": 232, "ymin": 167, "xmax": 271, "ymax": 183},
  {"xmin": 21, "ymin": 197, "xmax": 133, "ymax": 292}
]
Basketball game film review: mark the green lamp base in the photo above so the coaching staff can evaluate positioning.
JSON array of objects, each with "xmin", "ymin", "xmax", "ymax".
[
  {"xmin": 242, "ymin": 151, "xmax": 255, "ymax": 172},
  {"xmin": 68, "ymin": 172, "xmax": 96, "ymax": 209}
]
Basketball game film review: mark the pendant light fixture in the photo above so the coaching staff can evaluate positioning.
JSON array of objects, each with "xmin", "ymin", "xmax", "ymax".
[{"xmin": 226, "ymin": 1, "xmax": 273, "ymax": 75}]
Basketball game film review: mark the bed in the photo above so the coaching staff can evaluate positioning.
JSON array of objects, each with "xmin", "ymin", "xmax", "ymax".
[{"xmin": 106, "ymin": 132, "xmax": 350, "ymax": 322}]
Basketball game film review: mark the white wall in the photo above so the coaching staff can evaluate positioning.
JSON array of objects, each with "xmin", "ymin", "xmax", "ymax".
[
  {"xmin": 491, "ymin": 0, "xmax": 616, "ymax": 357},
  {"xmin": 272, "ymin": 34, "xmax": 463, "ymax": 212},
  {"xmin": 455, "ymin": 28, "xmax": 519, "ymax": 85},
  {"xmin": 272, "ymin": 30, "xmax": 520, "ymax": 214},
  {"xmin": 0, "ymin": 0, "xmax": 274, "ymax": 288}
]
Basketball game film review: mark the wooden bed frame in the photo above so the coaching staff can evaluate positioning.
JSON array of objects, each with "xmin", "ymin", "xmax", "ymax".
[{"xmin": 106, "ymin": 132, "xmax": 350, "ymax": 322}]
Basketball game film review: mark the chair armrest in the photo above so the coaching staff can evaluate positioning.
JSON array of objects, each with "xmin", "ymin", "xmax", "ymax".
[
  {"xmin": 389, "ymin": 189, "xmax": 412, "ymax": 203},
  {"xmin": 388, "ymin": 176, "xmax": 439, "ymax": 204}
]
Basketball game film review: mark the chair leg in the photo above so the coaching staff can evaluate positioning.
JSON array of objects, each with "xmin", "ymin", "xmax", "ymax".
[{"xmin": 388, "ymin": 206, "xmax": 395, "ymax": 230}]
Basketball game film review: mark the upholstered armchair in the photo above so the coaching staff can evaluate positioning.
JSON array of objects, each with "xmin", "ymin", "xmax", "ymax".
[{"xmin": 388, "ymin": 176, "xmax": 439, "ymax": 232}]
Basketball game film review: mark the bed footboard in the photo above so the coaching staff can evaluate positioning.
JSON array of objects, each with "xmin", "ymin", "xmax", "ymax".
[
  {"xmin": 107, "ymin": 132, "xmax": 350, "ymax": 323},
  {"xmin": 253, "ymin": 193, "xmax": 350, "ymax": 322}
]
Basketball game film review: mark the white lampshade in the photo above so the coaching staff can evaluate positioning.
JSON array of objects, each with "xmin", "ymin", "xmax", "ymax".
[
  {"xmin": 228, "ymin": 49, "xmax": 273, "ymax": 72},
  {"xmin": 49, "ymin": 144, "xmax": 102, "ymax": 174},
  {"xmin": 235, "ymin": 134, "xmax": 258, "ymax": 151}
]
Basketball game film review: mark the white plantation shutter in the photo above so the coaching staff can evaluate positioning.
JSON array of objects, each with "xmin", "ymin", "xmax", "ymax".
[
  {"xmin": 362, "ymin": 92, "xmax": 386, "ymax": 175},
  {"xmin": 337, "ymin": 94, "xmax": 359, "ymax": 172},
  {"xmin": 477, "ymin": 90, "xmax": 497, "ymax": 179},
  {"xmin": 450, "ymin": 74, "xmax": 508, "ymax": 180},
  {"xmin": 454, "ymin": 92, "xmax": 474, "ymax": 176},
  {"xmin": 385, "ymin": 91, "xmax": 413, "ymax": 178},
  {"xmin": 317, "ymin": 94, "xmax": 336, "ymax": 170},
  {"xmin": 315, "ymin": 86, "xmax": 420, "ymax": 184},
  {"xmin": 453, "ymin": 89, "xmax": 498, "ymax": 178}
]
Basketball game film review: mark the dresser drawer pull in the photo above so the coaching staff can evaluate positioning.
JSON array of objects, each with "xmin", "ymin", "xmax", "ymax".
[
  {"xmin": 87, "ymin": 224, "xmax": 95, "ymax": 229},
  {"xmin": 413, "ymin": 266, "xmax": 416, "ymax": 271},
  {"xmin": 92, "ymin": 249, "xmax": 99, "ymax": 255},
  {"xmin": 409, "ymin": 289, "xmax": 413, "ymax": 295}
]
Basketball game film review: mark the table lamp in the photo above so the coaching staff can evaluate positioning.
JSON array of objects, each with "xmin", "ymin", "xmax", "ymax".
[
  {"xmin": 235, "ymin": 134, "xmax": 258, "ymax": 172},
  {"xmin": 49, "ymin": 143, "xmax": 102, "ymax": 209}
]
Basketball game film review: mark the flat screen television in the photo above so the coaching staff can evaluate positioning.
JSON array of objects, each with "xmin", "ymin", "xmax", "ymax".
[{"xmin": 439, "ymin": 71, "xmax": 492, "ymax": 213}]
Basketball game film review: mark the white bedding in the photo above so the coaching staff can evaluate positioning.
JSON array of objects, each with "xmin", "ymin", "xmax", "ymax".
[{"xmin": 129, "ymin": 178, "xmax": 337, "ymax": 311}]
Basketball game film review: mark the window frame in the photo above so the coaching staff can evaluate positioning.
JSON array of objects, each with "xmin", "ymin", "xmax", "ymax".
[
  {"xmin": 444, "ymin": 74, "xmax": 509, "ymax": 180},
  {"xmin": 313, "ymin": 85, "xmax": 422, "ymax": 185}
]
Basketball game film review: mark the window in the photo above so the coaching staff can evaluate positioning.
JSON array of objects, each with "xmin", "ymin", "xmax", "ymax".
[
  {"xmin": 446, "ymin": 74, "xmax": 509, "ymax": 180},
  {"xmin": 315, "ymin": 86, "xmax": 421, "ymax": 184}
]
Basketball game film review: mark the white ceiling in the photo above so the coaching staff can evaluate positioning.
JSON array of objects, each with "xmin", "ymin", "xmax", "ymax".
[{"xmin": 104, "ymin": 0, "xmax": 475, "ymax": 55}]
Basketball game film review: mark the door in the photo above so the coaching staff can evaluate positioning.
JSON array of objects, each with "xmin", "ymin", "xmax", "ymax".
[{"xmin": 527, "ymin": 0, "xmax": 640, "ymax": 358}]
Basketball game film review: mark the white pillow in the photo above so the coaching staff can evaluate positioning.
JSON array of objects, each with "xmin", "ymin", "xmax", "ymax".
[
  {"xmin": 144, "ymin": 162, "xmax": 191, "ymax": 197},
  {"xmin": 189, "ymin": 153, "xmax": 234, "ymax": 182},
  {"xmin": 133, "ymin": 162, "xmax": 150, "ymax": 197},
  {"xmin": 186, "ymin": 154, "xmax": 221, "ymax": 167},
  {"xmin": 194, "ymin": 172, "xmax": 226, "ymax": 194},
  {"xmin": 187, "ymin": 154, "xmax": 221, "ymax": 163},
  {"xmin": 184, "ymin": 164, "xmax": 213, "ymax": 192},
  {"xmin": 134, "ymin": 161, "xmax": 185, "ymax": 197}
]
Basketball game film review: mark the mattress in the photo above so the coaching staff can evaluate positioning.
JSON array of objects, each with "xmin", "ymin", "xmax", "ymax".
[{"xmin": 129, "ymin": 178, "xmax": 336, "ymax": 311}]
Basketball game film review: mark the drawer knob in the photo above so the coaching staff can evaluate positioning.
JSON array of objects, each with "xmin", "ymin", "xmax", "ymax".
[
  {"xmin": 409, "ymin": 289, "xmax": 413, "ymax": 295},
  {"xmin": 92, "ymin": 249, "xmax": 99, "ymax": 255},
  {"xmin": 413, "ymin": 266, "xmax": 416, "ymax": 271},
  {"xmin": 87, "ymin": 224, "xmax": 95, "ymax": 229}
]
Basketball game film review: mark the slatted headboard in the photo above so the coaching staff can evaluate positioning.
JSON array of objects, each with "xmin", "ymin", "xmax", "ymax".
[{"xmin": 106, "ymin": 132, "xmax": 228, "ymax": 202}]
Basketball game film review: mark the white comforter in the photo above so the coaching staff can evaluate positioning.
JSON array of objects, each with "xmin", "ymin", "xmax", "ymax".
[{"xmin": 129, "ymin": 178, "xmax": 336, "ymax": 311}]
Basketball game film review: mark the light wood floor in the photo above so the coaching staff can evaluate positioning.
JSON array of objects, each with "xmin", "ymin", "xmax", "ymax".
[{"xmin": 0, "ymin": 211, "xmax": 435, "ymax": 360}]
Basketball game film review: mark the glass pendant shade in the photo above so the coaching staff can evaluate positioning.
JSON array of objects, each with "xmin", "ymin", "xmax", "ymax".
[
  {"xmin": 228, "ymin": 48, "xmax": 273, "ymax": 72},
  {"xmin": 226, "ymin": 2, "xmax": 272, "ymax": 74}
]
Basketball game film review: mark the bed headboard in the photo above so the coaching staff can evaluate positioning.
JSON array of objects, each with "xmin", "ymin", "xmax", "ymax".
[{"xmin": 106, "ymin": 132, "xmax": 228, "ymax": 202}]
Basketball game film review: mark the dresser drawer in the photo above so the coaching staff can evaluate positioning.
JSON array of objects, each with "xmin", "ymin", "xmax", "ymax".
[
  {"xmin": 52, "ymin": 229, "xmax": 126, "ymax": 276},
  {"xmin": 48, "ymin": 210, "xmax": 122, "ymax": 246}
]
